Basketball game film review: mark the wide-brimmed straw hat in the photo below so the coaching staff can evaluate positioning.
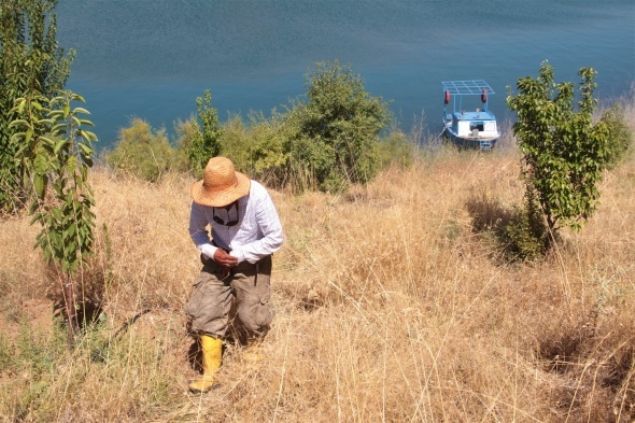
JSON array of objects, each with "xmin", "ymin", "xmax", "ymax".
[{"xmin": 191, "ymin": 157, "xmax": 251, "ymax": 207}]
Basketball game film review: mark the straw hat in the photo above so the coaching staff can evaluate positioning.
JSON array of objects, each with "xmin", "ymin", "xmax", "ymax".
[{"xmin": 191, "ymin": 157, "xmax": 251, "ymax": 207}]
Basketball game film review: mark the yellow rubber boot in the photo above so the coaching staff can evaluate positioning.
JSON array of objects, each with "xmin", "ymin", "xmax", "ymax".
[{"xmin": 189, "ymin": 335, "xmax": 223, "ymax": 394}]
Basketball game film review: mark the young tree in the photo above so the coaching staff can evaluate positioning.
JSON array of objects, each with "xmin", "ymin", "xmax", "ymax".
[
  {"xmin": 10, "ymin": 91, "xmax": 97, "ymax": 345},
  {"xmin": 0, "ymin": 0, "xmax": 74, "ymax": 212},
  {"xmin": 507, "ymin": 62, "xmax": 612, "ymax": 240},
  {"xmin": 181, "ymin": 90, "xmax": 222, "ymax": 175},
  {"xmin": 286, "ymin": 62, "xmax": 390, "ymax": 192}
]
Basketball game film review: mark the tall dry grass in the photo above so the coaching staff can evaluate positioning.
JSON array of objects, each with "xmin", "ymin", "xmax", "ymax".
[{"xmin": 1, "ymin": 117, "xmax": 634, "ymax": 421}]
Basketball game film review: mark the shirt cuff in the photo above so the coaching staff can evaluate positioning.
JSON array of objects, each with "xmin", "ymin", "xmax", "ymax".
[
  {"xmin": 199, "ymin": 243, "xmax": 217, "ymax": 260},
  {"xmin": 229, "ymin": 246, "xmax": 246, "ymax": 264}
]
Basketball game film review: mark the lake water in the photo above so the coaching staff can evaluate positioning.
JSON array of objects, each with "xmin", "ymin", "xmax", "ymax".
[{"xmin": 56, "ymin": 0, "xmax": 635, "ymax": 148}]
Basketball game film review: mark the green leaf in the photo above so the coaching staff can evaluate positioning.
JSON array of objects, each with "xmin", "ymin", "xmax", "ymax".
[
  {"xmin": 16, "ymin": 99, "xmax": 27, "ymax": 114},
  {"xmin": 54, "ymin": 140, "xmax": 67, "ymax": 155},
  {"xmin": 10, "ymin": 132, "xmax": 25, "ymax": 143},
  {"xmin": 9, "ymin": 119, "xmax": 29, "ymax": 129},
  {"xmin": 33, "ymin": 174, "xmax": 46, "ymax": 199},
  {"xmin": 24, "ymin": 129, "xmax": 33, "ymax": 145},
  {"xmin": 83, "ymin": 131, "xmax": 98, "ymax": 142},
  {"xmin": 72, "ymin": 107, "xmax": 90, "ymax": 115},
  {"xmin": 79, "ymin": 119, "xmax": 95, "ymax": 127},
  {"xmin": 52, "ymin": 123, "xmax": 67, "ymax": 133},
  {"xmin": 40, "ymin": 136, "xmax": 56, "ymax": 146},
  {"xmin": 78, "ymin": 142, "xmax": 92, "ymax": 156}
]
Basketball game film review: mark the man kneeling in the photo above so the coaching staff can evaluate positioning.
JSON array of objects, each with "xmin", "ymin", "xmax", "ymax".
[{"xmin": 185, "ymin": 156, "xmax": 284, "ymax": 393}]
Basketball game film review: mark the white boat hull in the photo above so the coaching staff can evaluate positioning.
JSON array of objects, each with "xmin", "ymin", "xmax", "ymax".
[{"xmin": 442, "ymin": 121, "xmax": 500, "ymax": 151}]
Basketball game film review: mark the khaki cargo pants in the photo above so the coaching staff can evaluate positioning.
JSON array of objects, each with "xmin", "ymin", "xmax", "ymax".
[{"xmin": 185, "ymin": 255, "xmax": 273, "ymax": 340}]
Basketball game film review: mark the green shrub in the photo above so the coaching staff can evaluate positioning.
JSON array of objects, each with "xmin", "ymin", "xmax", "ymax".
[
  {"xmin": 175, "ymin": 63, "xmax": 393, "ymax": 192},
  {"xmin": 217, "ymin": 116, "xmax": 250, "ymax": 171},
  {"xmin": 507, "ymin": 62, "xmax": 612, "ymax": 237},
  {"xmin": 174, "ymin": 117, "xmax": 199, "ymax": 151},
  {"xmin": 180, "ymin": 90, "xmax": 222, "ymax": 175},
  {"xmin": 285, "ymin": 61, "xmax": 390, "ymax": 193},
  {"xmin": 107, "ymin": 118, "xmax": 186, "ymax": 182},
  {"xmin": 174, "ymin": 116, "xmax": 199, "ymax": 172},
  {"xmin": 600, "ymin": 105, "xmax": 632, "ymax": 169},
  {"xmin": 219, "ymin": 113, "xmax": 288, "ymax": 185}
]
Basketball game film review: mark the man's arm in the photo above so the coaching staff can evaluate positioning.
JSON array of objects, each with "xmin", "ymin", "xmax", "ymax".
[
  {"xmin": 230, "ymin": 188, "xmax": 283, "ymax": 264},
  {"xmin": 188, "ymin": 202, "xmax": 218, "ymax": 259}
]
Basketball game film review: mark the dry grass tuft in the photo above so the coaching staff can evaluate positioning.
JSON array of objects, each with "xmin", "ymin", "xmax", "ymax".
[{"xmin": 1, "ymin": 119, "xmax": 634, "ymax": 421}]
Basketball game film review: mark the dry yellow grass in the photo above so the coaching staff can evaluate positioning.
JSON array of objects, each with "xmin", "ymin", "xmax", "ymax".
[{"xmin": 1, "ymin": 116, "xmax": 634, "ymax": 421}]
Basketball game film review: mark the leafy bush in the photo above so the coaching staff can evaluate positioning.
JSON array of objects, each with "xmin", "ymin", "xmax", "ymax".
[
  {"xmin": 285, "ymin": 62, "xmax": 390, "ymax": 193},
  {"xmin": 191, "ymin": 62, "xmax": 393, "ymax": 193},
  {"xmin": 180, "ymin": 90, "xmax": 222, "ymax": 175},
  {"xmin": 106, "ymin": 118, "xmax": 186, "ymax": 182},
  {"xmin": 174, "ymin": 117, "xmax": 199, "ymax": 156},
  {"xmin": 174, "ymin": 116, "xmax": 202, "ymax": 174},
  {"xmin": 219, "ymin": 114, "xmax": 288, "ymax": 185},
  {"xmin": 599, "ymin": 105, "xmax": 632, "ymax": 168},
  {"xmin": 507, "ymin": 62, "xmax": 612, "ymax": 237}
]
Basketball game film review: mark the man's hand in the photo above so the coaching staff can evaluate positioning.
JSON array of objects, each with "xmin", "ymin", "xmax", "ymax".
[{"xmin": 213, "ymin": 249, "xmax": 238, "ymax": 268}]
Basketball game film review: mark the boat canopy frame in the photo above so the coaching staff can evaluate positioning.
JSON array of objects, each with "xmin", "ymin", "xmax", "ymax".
[{"xmin": 442, "ymin": 80, "xmax": 495, "ymax": 114}]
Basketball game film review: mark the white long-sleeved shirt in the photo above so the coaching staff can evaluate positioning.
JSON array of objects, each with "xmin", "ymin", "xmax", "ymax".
[{"xmin": 189, "ymin": 180, "xmax": 284, "ymax": 264}]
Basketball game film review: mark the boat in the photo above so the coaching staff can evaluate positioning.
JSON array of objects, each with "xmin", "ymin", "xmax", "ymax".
[{"xmin": 441, "ymin": 80, "xmax": 501, "ymax": 151}]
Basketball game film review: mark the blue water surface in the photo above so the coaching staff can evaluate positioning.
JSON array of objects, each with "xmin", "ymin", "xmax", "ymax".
[{"xmin": 56, "ymin": 0, "xmax": 635, "ymax": 148}]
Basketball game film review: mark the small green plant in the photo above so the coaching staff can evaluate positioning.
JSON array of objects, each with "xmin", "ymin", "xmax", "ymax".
[
  {"xmin": 10, "ymin": 91, "xmax": 97, "ymax": 345},
  {"xmin": 498, "ymin": 187, "xmax": 550, "ymax": 260},
  {"xmin": 466, "ymin": 189, "xmax": 548, "ymax": 261},
  {"xmin": 0, "ymin": 322, "xmax": 68, "ymax": 420},
  {"xmin": 107, "ymin": 118, "xmax": 186, "ymax": 182},
  {"xmin": 181, "ymin": 89, "xmax": 222, "ymax": 175},
  {"xmin": 15, "ymin": 323, "xmax": 63, "ymax": 376},
  {"xmin": 507, "ymin": 62, "xmax": 612, "ymax": 242}
]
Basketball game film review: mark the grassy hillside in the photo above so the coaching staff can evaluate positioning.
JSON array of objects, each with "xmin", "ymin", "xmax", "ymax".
[{"xmin": 1, "ymin": 121, "xmax": 634, "ymax": 420}]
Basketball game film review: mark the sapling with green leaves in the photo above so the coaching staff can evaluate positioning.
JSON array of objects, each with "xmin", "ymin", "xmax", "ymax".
[
  {"xmin": 0, "ymin": 0, "xmax": 74, "ymax": 212},
  {"xmin": 10, "ymin": 91, "xmax": 97, "ymax": 346},
  {"xmin": 183, "ymin": 89, "xmax": 222, "ymax": 175},
  {"xmin": 507, "ymin": 62, "xmax": 612, "ymax": 244}
]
